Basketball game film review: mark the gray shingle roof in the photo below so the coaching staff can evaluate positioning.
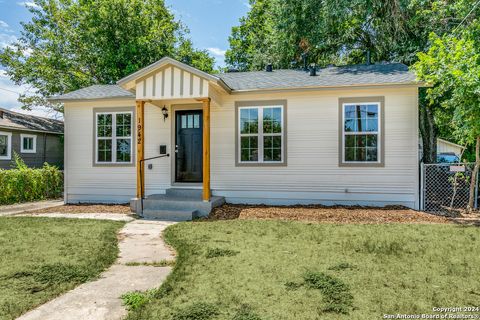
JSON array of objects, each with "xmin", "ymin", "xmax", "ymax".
[
  {"xmin": 218, "ymin": 63, "xmax": 417, "ymax": 91},
  {"xmin": 49, "ymin": 85, "xmax": 134, "ymax": 101},
  {"xmin": 0, "ymin": 108, "xmax": 63, "ymax": 134}
]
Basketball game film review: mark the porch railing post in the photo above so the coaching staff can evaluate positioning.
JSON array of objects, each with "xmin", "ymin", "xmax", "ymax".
[
  {"xmin": 136, "ymin": 100, "xmax": 145, "ymax": 199},
  {"xmin": 200, "ymin": 97, "xmax": 211, "ymax": 202}
]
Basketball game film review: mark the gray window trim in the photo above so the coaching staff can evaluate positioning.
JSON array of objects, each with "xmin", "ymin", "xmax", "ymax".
[
  {"xmin": 92, "ymin": 107, "xmax": 136, "ymax": 167},
  {"xmin": 235, "ymin": 100, "xmax": 287, "ymax": 167},
  {"xmin": 338, "ymin": 96, "xmax": 385, "ymax": 167}
]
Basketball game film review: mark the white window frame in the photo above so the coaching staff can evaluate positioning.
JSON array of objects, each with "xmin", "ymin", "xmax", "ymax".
[
  {"xmin": 95, "ymin": 111, "xmax": 133, "ymax": 164},
  {"xmin": 20, "ymin": 134, "xmax": 37, "ymax": 153},
  {"xmin": 238, "ymin": 105, "xmax": 285, "ymax": 164},
  {"xmin": 0, "ymin": 131, "xmax": 12, "ymax": 160},
  {"xmin": 342, "ymin": 102, "xmax": 381, "ymax": 164}
]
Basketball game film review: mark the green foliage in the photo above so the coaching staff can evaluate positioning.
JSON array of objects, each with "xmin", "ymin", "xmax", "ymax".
[
  {"xmin": 0, "ymin": 158, "xmax": 63, "ymax": 205},
  {"xmin": 121, "ymin": 291, "xmax": 155, "ymax": 311},
  {"xmin": 0, "ymin": 0, "xmax": 214, "ymax": 110},
  {"xmin": 0, "ymin": 217, "xmax": 124, "ymax": 319},
  {"xmin": 205, "ymin": 248, "xmax": 239, "ymax": 259},
  {"xmin": 303, "ymin": 271, "xmax": 354, "ymax": 314},
  {"xmin": 172, "ymin": 302, "xmax": 219, "ymax": 320},
  {"xmin": 226, "ymin": 0, "xmax": 480, "ymax": 71}
]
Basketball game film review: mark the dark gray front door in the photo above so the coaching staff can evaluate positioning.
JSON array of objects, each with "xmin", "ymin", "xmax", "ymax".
[{"xmin": 175, "ymin": 110, "xmax": 203, "ymax": 183}]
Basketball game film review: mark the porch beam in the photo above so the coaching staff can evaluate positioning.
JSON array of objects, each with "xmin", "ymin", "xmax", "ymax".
[
  {"xmin": 197, "ymin": 97, "xmax": 211, "ymax": 201},
  {"xmin": 136, "ymin": 100, "xmax": 145, "ymax": 198}
]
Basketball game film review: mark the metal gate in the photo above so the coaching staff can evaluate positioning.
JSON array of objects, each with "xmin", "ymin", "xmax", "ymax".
[{"xmin": 421, "ymin": 163, "xmax": 478, "ymax": 215}]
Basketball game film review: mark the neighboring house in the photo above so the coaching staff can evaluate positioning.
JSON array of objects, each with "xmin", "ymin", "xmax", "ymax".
[
  {"xmin": 0, "ymin": 108, "xmax": 63, "ymax": 169},
  {"xmin": 437, "ymin": 138, "xmax": 464, "ymax": 157},
  {"xmin": 51, "ymin": 57, "xmax": 424, "ymax": 217}
]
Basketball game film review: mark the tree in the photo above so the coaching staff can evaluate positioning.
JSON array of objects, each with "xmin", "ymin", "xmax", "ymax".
[
  {"xmin": 413, "ymin": 33, "xmax": 480, "ymax": 211},
  {"xmin": 0, "ymin": 0, "xmax": 214, "ymax": 110},
  {"xmin": 226, "ymin": 0, "xmax": 479, "ymax": 163}
]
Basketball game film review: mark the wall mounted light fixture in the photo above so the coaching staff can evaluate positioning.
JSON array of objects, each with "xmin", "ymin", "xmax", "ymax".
[{"xmin": 162, "ymin": 106, "xmax": 168, "ymax": 122}]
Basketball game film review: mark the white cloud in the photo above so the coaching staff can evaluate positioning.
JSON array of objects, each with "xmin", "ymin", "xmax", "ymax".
[
  {"xmin": 0, "ymin": 20, "xmax": 8, "ymax": 29},
  {"xmin": 17, "ymin": 1, "xmax": 40, "ymax": 9},
  {"xmin": 0, "ymin": 33, "xmax": 17, "ymax": 49},
  {"xmin": 207, "ymin": 47, "xmax": 226, "ymax": 57}
]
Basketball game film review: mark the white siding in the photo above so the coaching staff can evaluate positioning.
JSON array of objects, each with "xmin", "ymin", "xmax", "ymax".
[
  {"xmin": 64, "ymin": 100, "xmax": 136, "ymax": 203},
  {"xmin": 64, "ymin": 86, "xmax": 419, "ymax": 209},
  {"xmin": 209, "ymin": 87, "xmax": 420, "ymax": 209}
]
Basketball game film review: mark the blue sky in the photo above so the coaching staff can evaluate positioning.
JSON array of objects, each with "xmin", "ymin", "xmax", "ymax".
[{"xmin": 0, "ymin": 0, "xmax": 249, "ymax": 117}]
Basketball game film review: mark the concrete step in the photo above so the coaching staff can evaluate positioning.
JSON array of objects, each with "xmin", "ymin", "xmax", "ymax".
[
  {"xmin": 143, "ymin": 195, "xmax": 225, "ymax": 216},
  {"xmin": 165, "ymin": 188, "xmax": 203, "ymax": 199},
  {"xmin": 142, "ymin": 209, "xmax": 196, "ymax": 221}
]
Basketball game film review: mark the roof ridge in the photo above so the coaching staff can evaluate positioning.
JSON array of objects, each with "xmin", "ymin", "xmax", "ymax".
[{"xmin": 0, "ymin": 107, "xmax": 63, "ymax": 123}]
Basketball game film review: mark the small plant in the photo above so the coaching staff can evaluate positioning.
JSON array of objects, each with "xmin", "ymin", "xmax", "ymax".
[
  {"xmin": 205, "ymin": 248, "xmax": 239, "ymax": 259},
  {"xmin": 232, "ymin": 304, "xmax": 262, "ymax": 320},
  {"xmin": 328, "ymin": 262, "xmax": 357, "ymax": 271},
  {"xmin": 303, "ymin": 271, "xmax": 353, "ymax": 314},
  {"xmin": 121, "ymin": 291, "xmax": 152, "ymax": 311},
  {"xmin": 172, "ymin": 302, "xmax": 219, "ymax": 320}
]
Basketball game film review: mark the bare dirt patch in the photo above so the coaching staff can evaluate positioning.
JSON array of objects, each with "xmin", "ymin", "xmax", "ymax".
[
  {"xmin": 208, "ymin": 204, "xmax": 451, "ymax": 224},
  {"xmin": 28, "ymin": 203, "xmax": 132, "ymax": 214}
]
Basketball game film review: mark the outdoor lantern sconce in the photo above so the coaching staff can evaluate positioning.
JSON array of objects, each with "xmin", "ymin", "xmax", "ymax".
[{"xmin": 162, "ymin": 106, "xmax": 168, "ymax": 122}]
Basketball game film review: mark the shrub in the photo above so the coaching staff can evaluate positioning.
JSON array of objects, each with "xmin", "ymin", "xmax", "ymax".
[{"xmin": 0, "ymin": 154, "xmax": 63, "ymax": 205}]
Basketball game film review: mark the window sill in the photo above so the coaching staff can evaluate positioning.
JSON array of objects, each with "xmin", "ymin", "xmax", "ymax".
[
  {"xmin": 236, "ymin": 162, "xmax": 287, "ymax": 167},
  {"xmin": 93, "ymin": 162, "xmax": 135, "ymax": 167},
  {"xmin": 339, "ymin": 162, "xmax": 384, "ymax": 168}
]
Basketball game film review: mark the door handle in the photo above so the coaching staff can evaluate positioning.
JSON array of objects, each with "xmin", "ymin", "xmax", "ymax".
[{"xmin": 175, "ymin": 145, "xmax": 179, "ymax": 153}]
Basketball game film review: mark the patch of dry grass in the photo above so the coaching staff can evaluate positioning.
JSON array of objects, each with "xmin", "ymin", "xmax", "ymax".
[{"xmin": 28, "ymin": 204, "xmax": 131, "ymax": 214}]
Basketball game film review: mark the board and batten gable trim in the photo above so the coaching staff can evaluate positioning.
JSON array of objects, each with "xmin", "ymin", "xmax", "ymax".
[
  {"xmin": 338, "ymin": 96, "xmax": 385, "ymax": 167},
  {"xmin": 235, "ymin": 100, "xmax": 288, "ymax": 167},
  {"xmin": 92, "ymin": 106, "xmax": 136, "ymax": 167}
]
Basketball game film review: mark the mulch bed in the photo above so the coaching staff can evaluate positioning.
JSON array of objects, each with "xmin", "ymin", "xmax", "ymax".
[
  {"xmin": 207, "ymin": 204, "xmax": 453, "ymax": 224},
  {"xmin": 30, "ymin": 204, "xmax": 132, "ymax": 214}
]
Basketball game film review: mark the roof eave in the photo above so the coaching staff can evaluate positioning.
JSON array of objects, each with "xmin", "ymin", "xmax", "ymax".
[
  {"xmin": 228, "ymin": 81, "xmax": 427, "ymax": 94},
  {"xmin": 48, "ymin": 96, "xmax": 135, "ymax": 103},
  {"xmin": 0, "ymin": 124, "xmax": 63, "ymax": 135}
]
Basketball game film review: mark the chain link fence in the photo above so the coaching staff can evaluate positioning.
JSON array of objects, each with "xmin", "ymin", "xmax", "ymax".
[{"xmin": 421, "ymin": 163, "xmax": 478, "ymax": 216}]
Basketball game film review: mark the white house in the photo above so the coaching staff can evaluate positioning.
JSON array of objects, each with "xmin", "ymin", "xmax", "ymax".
[
  {"xmin": 437, "ymin": 138, "xmax": 464, "ymax": 157},
  {"xmin": 51, "ymin": 57, "xmax": 423, "ymax": 219}
]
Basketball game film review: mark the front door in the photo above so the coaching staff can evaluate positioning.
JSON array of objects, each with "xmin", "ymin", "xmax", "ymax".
[{"xmin": 175, "ymin": 110, "xmax": 203, "ymax": 183}]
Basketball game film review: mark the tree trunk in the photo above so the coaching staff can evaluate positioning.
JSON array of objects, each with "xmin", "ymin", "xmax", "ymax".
[
  {"xmin": 419, "ymin": 94, "xmax": 437, "ymax": 163},
  {"xmin": 467, "ymin": 136, "xmax": 480, "ymax": 213}
]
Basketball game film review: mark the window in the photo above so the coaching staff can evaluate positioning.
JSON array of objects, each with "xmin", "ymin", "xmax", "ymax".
[
  {"xmin": 95, "ymin": 111, "xmax": 133, "ymax": 164},
  {"xmin": 340, "ymin": 98, "xmax": 383, "ymax": 165},
  {"xmin": 0, "ymin": 131, "xmax": 12, "ymax": 160},
  {"xmin": 20, "ymin": 134, "xmax": 37, "ymax": 153},
  {"xmin": 236, "ymin": 101, "xmax": 286, "ymax": 165}
]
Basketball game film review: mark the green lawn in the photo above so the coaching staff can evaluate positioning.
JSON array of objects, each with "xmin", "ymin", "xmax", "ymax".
[
  {"xmin": 127, "ymin": 220, "xmax": 480, "ymax": 320},
  {"xmin": 0, "ymin": 217, "xmax": 125, "ymax": 320}
]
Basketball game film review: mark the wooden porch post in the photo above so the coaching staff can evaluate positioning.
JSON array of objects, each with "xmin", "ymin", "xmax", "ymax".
[
  {"xmin": 136, "ymin": 100, "xmax": 145, "ymax": 198},
  {"xmin": 200, "ymin": 98, "xmax": 211, "ymax": 201}
]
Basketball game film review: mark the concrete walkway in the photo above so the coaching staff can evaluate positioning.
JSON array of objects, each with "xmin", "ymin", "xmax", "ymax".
[
  {"xmin": 17, "ymin": 219, "xmax": 176, "ymax": 320},
  {"xmin": 0, "ymin": 200, "xmax": 63, "ymax": 216}
]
